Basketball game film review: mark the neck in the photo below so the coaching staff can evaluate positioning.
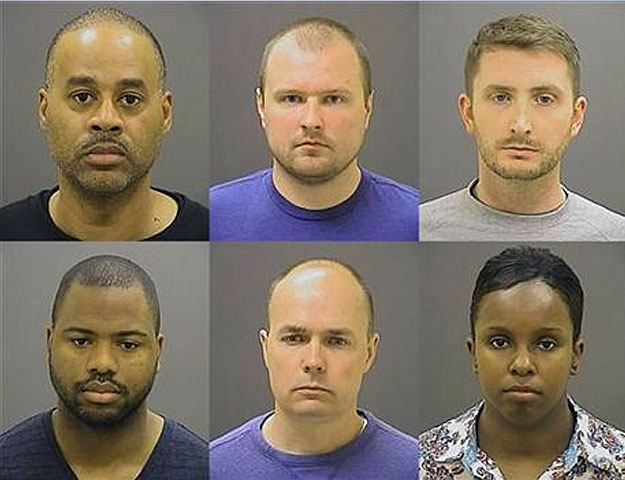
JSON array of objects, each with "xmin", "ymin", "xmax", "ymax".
[
  {"xmin": 51, "ymin": 403, "xmax": 163, "ymax": 468},
  {"xmin": 262, "ymin": 406, "xmax": 365, "ymax": 455},
  {"xmin": 478, "ymin": 397, "xmax": 573, "ymax": 464},
  {"xmin": 272, "ymin": 160, "xmax": 362, "ymax": 210},
  {"xmin": 475, "ymin": 164, "xmax": 565, "ymax": 214},
  {"xmin": 51, "ymin": 175, "xmax": 177, "ymax": 240}
]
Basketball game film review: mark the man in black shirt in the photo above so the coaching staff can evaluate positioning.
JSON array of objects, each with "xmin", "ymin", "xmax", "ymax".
[
  {"xmin": 0, "ymin": 255, "xmax": 208, "ymax": 479},
  {"xmin": 0, "ymin": 7, "xmax": 208, "ymax": 240}
]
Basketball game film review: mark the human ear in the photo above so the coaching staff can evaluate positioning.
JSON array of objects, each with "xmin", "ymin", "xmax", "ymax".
[
  {"xmin": 458, "ymin": 93, "xmax": 475, "ymax": 134},
  {"xmin": 466, "ymin": 336, "xmax": 478, "ymax": 373},
  {"xmin": 569, "ymin": 95, "xmax": 587, "ymax": 138},
  {"xmin": 570, "ymin": 337, "xmax": 585, "ymax": 375},
  {"xmin": 38, "ymin": 88, "xmax": 50, "ymax": 131},
  {"xmin": 255, "ymin": 88, "xmax": 267, "ymax": 129}
]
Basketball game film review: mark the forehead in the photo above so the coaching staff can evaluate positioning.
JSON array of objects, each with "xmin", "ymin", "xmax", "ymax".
[
  {"xmin": 475, "ymin": 281, "xmax": 573, "ymax": 335},
  {"xmin": 55, "ymin": 282, "xmax": 153, "ymax": 333},
  {"xmin": 265, "ymin": 34, "xmax": 363, "ymax": 93},
  {"xmin": 474, "ymin": 47, "xmax": 573, "ymax": 94},
  {"xmin": 51, "ymin": 23, "xmax": 160, "ymax": 88},
  {"xmin": 269, "ymin": 265, "xmax": 368, "ymax": 334}
]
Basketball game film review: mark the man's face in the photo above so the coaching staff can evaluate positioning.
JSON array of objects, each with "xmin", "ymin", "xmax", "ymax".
[
  {"xmin": 459, "ymin": 47, "xmax": 586, "ymax": 181},
  {"xmin": 257, "ymin": 35, "xmax": 373, "ymax": 184},
  {"xmin": 38, "ymin": 23, "xmax": 173, "ymax": 198},
  {"xmin": 47, "ymin": 283, "xmax": 163, "ymax": 430},
  {"xmin": 260, "ymin": 264, "xmax": 378, "ymax": 421},
  {"xmin": 468, "ymin": 281, "xmax": 583, "ymax": 427}
]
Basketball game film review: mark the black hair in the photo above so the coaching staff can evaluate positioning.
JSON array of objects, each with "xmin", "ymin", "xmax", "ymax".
[
  {"xmin": 52, "ymin": 255, "xmax": 160, "ymax": 333},
  {"xmin": 470, "ymin": 246, "xmax": 583, "ymax": 341}
]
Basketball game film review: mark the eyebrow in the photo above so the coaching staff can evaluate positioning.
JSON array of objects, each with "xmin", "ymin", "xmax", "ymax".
[
  {"xmin": 483, "ymin": 84, "xmax": 564, "ymax": 94},
  {"xmin": 272, "ymin": 88, "xmax": 353, "ymax": 96},
  {"xmin": 61, "ymin": 327, "xmax": 149, "ymax": 338},
  {"xmin": 275, "ymin": 324, "xmax": 355, "ymax": 336},
  {"xmin": 64, "ymin": 76, "xmax": 147, "ymax": 90},
  {"xmin": 482, "ymin": 326, "xmax": 566, "ymax": 335}
]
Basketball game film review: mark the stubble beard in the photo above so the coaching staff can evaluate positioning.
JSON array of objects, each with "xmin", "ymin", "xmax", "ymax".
[
  {"xmin": 48, "ymin": 132, "xmax": 162, "ymax": 200},
  {"xmin": 48, "ymin": 357, "xmax": 157, "ymax": 431},
  {"xmin": 475, "ymin": 129, "xmax": 570, "ymax": 181}
]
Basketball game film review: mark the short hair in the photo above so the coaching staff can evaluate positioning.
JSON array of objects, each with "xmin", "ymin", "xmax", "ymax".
[
  {"xmin": 258, "ymin": 17, "xmax": 372, "ymax": 100},
  {"xmin": 52, "ymin": 255, "xmax": 161, "ymax": 334},
  {"xmin": 44, "ymin": 7, "xmax": 167, "ymax": 90},
  {"xmin": 464, "ymin": 14, "xmax": 581, "ymax": 98},
  {"xmin": 470, "ymin": 246, "xmax": 583, "ymax": 342},
  {"xmin": 266, "ymin": 258, "xmax": 374, "ymax": 338}
]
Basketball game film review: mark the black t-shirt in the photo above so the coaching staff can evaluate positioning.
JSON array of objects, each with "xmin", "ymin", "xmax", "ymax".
[
  {"xmin": 0, "ymin": 187, "xmax": 208, "ymax": 240},
  {"xmin": 0, "ymin": 410, "xmax": 208, "ymax": 479}
]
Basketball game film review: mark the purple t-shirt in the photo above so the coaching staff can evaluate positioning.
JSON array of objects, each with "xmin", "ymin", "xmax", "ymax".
[
  {"xmin": 209, "ymin": 410, "xmax": 419, "ymax": 479},
  {"xmin": 209, "ymin": 169, "xmax": 419, "ymax": 241}
]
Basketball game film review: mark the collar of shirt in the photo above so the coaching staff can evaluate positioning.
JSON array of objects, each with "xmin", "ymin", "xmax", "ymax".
[{"xmin": 426, "ymin": 397, "xmax": 625, "ymax": 479}]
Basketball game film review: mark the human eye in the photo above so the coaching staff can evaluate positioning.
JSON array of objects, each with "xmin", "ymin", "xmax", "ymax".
[
  {"xmin": 71, "ymin": 337, "xmax": 91, "ymax": 348},
  {"xmin": 118, "ymin": 340, "xmax": 139, "ymax": 352},
  {"xmin": 535, "ymin": 93, "xmax": 556, "ymax": 106},
  {"xmin": 119, "ymin": 93, "xmax": 142, "ymax": 108},
  {"xmin": 281, "ymin": 94, "xmax": 304, "ymax": 105},
  {"xmin": 490, "ymin": 92, "xmax": 511, "ymax": 104},
  {"xmin": 536, "ymin": 338, "xmax": 557, "ymax": 351},
  {"xmin": 327, "ymin": 336, "xmax": 350, "ymax": 347},
  {"xmin": 488, "ymin": 335, "xmax": 510, "ymax": 349},
  {"xmin": 71, "ymin": 91, "xmax": 95, "ymax": 105},
  {"xmin": 324, "ymin": 94, "xmax": 345, "ymax": 105},
  {"xmin": 281, "ymin": 333, "xmax": 306, "ymax": 344}
]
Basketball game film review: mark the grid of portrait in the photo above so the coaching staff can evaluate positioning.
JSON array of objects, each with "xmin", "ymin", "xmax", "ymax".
[{"xmin": 0, "ymin": 2, "xmax": 624, "ymax": 480}]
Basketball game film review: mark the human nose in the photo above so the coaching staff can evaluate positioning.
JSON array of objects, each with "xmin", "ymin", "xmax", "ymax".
[
  {"xmin": 88, "ymin": 98, "xmax": 123, "ymax": 134},
  {"xmin": 300, "ymin": 99, "xmax": 323, "ymax": 131},
  {"xmin": 302, "ymin": 339, "xmax": 326, "ymax": 374},
  {"xmin": 86, "ymin": 343, "xmax": 119, "ymax": 375},
  {"xmin": 509, "ymin": 103, "xmax": 532, "ymax": 135},
  {"xmin": 509, "ymin": 347, "xmax": 536, "ymax": 376}
]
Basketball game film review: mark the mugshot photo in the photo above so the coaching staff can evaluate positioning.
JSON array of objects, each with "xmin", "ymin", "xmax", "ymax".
[
  {"xmin": 208, "ymin": 4, "xmax": 419, "ymax": 240},
  {"xmin": 418, "ymin": 3, "xmax": 625, "ymax": 241},
  {"xmin": 0, "ymin": 3, "xmax": 209, "ymax": 240},
  {"xmin": 209, "ymin": 242, "xmax": 419, "ymax": 478},
  {"xmin": 416, "ymin": 242, "xmax": 625, "ymax": 479},
  {"xmin": 0, "ymin": 242, "xmax": 209, "ymax": 477}
]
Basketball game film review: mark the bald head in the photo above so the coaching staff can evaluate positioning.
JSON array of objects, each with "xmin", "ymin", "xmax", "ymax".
[{"xmin": 267, "ymin": 258, "xmax": 374, "ymax": 339}]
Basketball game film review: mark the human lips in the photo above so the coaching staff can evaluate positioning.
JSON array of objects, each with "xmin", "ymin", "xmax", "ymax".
[
  {"xmin": 502, "ymin": 144, "xmax": 539, "ymax": 154},
  {"xmin": 80, "ymin": 382, "xmax": 122, "ymax": 404},
  {"xmin": 294, "ymin": 384, "xmax": 332, "ymax": 394},
  {"xmin": 85, "ymin": 143, "xmax": 126, "ymax": 155},
  {"xmin": 503, "ymin": 385, "xmax": 541, "ymax": 400},
  {"xmin": 295, "ymin": 139, "xmax": 330, "ymax": 149}
]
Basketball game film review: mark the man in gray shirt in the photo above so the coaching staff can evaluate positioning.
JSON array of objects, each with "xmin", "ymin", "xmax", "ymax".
[{"xmin": 420, "ymin": 14, "xmax": 625, "ymax": 241}]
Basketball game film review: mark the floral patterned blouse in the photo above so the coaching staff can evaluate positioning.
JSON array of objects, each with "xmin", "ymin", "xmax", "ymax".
[{"xmin": 419, "ymin": 398, "xmax": 625, "ymax": 479}]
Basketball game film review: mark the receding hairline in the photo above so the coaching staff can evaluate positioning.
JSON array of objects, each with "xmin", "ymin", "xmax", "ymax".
[
  {"xmin": 259, "ymin": 18, "xmax": 372, "ymax": 99},
  {"xmin": 44, "ymin": 9, "xmax": 166, "ymax": 90},
  {"xmin": 266, "ymin": 258, "xmax": 374, "ymax": 337}
]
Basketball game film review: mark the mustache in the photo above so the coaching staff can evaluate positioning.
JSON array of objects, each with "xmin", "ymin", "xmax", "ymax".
[
  {"xmin": 75, "ymin": 374, "xmax": 127, "ymax": 394},
  {"xmin": 79, "ymin": 133, "xmax": 129, "ymax": 155},
  {"xmin": 496, "ymin": 136, "xmax": 541, "ymax": 150}
]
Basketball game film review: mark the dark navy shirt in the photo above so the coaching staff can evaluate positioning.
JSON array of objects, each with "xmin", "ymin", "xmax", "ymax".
[
  {"xmin": 0, "ymin": 410, "xmax": 208, "ymax": 479},
  {"xmin": 210, "ymin": 168, "xmax": 419, "ymax": 241},
  {"xmin": 0, "ymin": 187, "xmax": 208, "ymax": 241}
]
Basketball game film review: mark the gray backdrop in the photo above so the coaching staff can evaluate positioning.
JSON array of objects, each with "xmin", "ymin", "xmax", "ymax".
[
  {"xmin": 419, "ymin": 3, "xmax": 625, "ymax": 214},
  {"xmin": 209, "ymin": 243, "xmax": 419, "ymax": 440},
  {"xmin": 0, "ymin": 242, "xmax": 209, "ymax": 439},
  {"xmin": 0, "ymin": 2, "xmax": 210, "ymax": 207},
  {"xmin": 208, "ymin": 3, "xmax": 419, "ymax": 188},
  {"xmin": 417, "ymin": 242, "xmax": 625, "ymax": 434}
]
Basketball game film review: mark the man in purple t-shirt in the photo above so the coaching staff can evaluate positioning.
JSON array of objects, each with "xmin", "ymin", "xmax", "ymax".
[
  {"xmin": 209, "ymin": 17, "xmax": 419, "ymax": 241},
  {"xmin": 210, "ymin": 258, "xmax": 419, "ymax": 479}
]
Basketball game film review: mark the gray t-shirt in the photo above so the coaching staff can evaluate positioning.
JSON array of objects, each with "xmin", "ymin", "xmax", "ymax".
[{"xmin": 420, "ymin": 180, "xmax": 625, "ymax": 241}]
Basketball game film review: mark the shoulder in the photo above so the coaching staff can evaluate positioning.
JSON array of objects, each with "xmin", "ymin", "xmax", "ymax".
[
  {"xmin": 418, "ymin": 405, "xmax": 479, "ymax": 464},
  {"xmin": 420, "ymin": 188, "xmax": 467, "ymax": 214},
  {"xmin": 0, "ymin": 411, "xmax": 59, "ymax": 477},
  {"xmin": 145, "ymin": 418, "xmax": 208, "ymax": 478},
  {"xmin": 364, "ymin": 170, "xmax": 420, "ymax": 203},
  {"xmin": 363, "ymin": 412, "xmax": 419, "ymax": 465},
  {"xmin": 152, "ymin": 188, "xmax": 209, "ymax": 241},
  {"xmin": 566, "ymin": 191, "xmax": 625, "ymax": 239},
  {"xmin": 0, "ymin": 189, "xmax": 56, "ymax": 240},
  {"xmin": 210, "ymin": 170, "xmax": 270, "ymax": 199},
  {"xmin": 209, "ymin": 416, "xmax": 262, "ymax": 454}
]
